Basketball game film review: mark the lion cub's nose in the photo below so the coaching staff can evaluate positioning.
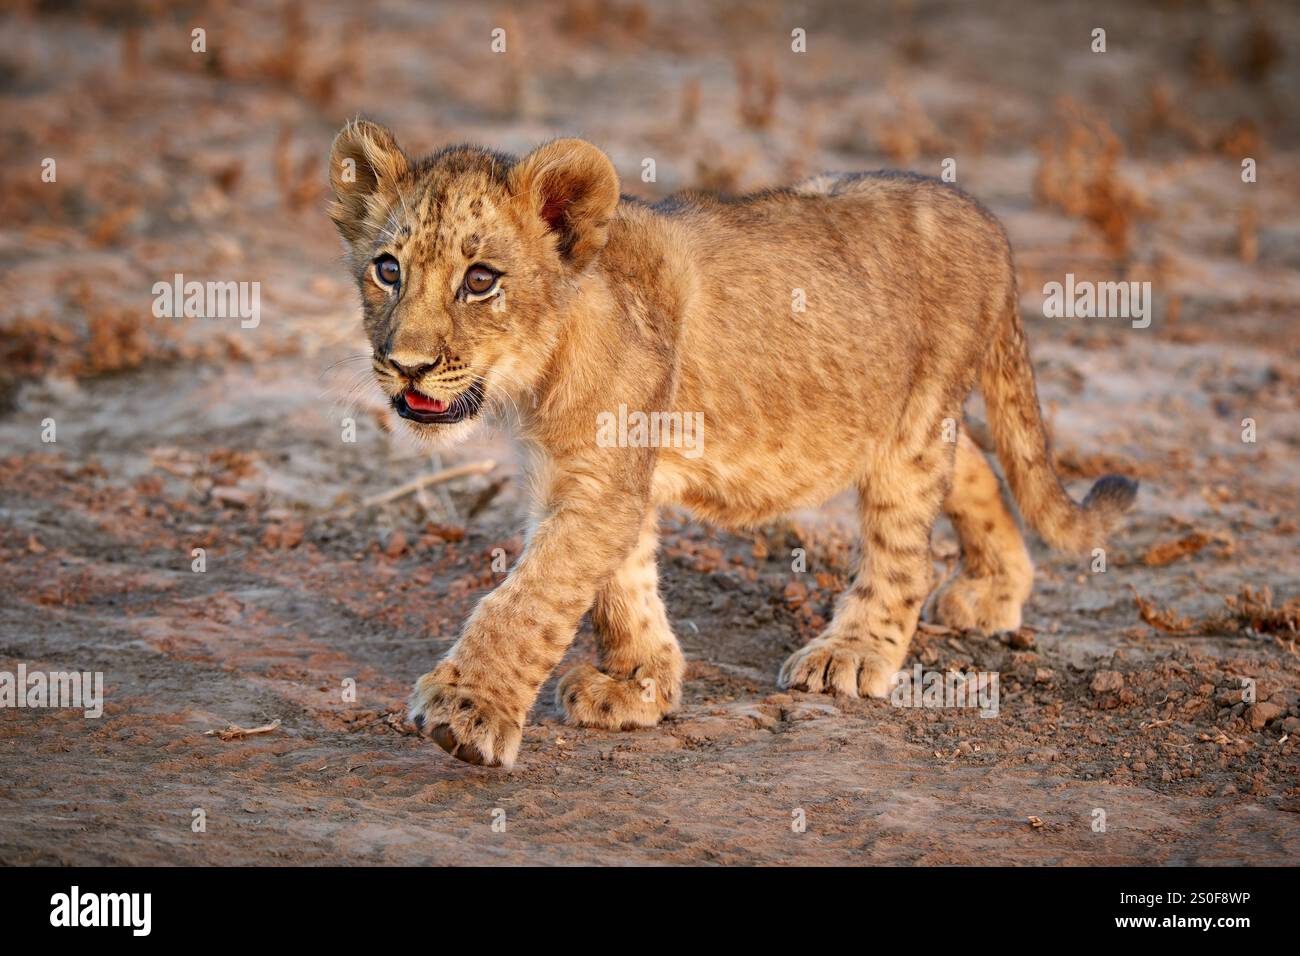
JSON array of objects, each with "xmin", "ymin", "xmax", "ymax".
[{"xmin": 388, "ymin": 352, "xmax": 442, "ymax": 379}]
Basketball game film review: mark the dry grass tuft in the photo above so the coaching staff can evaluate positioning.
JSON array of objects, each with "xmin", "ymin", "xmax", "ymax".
[
  {"xmin": 1034, "ymin": 99, "xmax": 1149, "ymax": 259},
  {"xmin": 275, "ymin": 125, "xmax": 322, "ymax": 212},
  {"xmin": 876, "ymin": 90, "xmax": 946, "ymax": 164},
  {"xmin": 736, "ymin": 55, "xmax": 778, "ymax": 130}
]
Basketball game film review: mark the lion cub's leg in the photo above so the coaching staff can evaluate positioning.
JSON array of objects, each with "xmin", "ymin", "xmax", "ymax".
[
  {"xmin": 557, "ymin": 509, "xmax": 684, "ymax": 730},
  {"xmin": 779, "ymin": 440, "xmax": 951, "ymax": 698},
  {"xmin": 934, "ymin": 432, "xmax": 1034, "ymax": 634}
]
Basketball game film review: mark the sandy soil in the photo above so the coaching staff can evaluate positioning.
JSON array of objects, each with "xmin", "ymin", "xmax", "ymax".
[{"xmin": 1, "ymin": 0, "xmax": 1298, "ymax": 865}]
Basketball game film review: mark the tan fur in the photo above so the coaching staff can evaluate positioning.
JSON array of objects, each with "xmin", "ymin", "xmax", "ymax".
[
  {"xmin": 935, "ymin": 433, "xmax": 1035, "ymax": 634},
  {"xmin": 327, "ymin": 121, "xmax": 1137, "ymax": 768}
]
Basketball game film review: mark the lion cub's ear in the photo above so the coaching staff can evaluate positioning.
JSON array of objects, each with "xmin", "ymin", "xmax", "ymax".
[
  {"xmin": 509, "ymin": 139, "xmax": 620, "ymax": 271},
  {"xmin": 327, "ymin": 119, "xmax": 410, "ymax": 244}
]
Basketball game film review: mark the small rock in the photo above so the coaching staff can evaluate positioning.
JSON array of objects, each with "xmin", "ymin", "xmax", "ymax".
[
  {"xmin": 1090, "ymin": 670, "xmax": 1124, "ymax": 695},
  {"xmin": 280, "ymin": 522, "xmax": 305, "ymax": 548},
  {"xmin": 736, "ymin": 705, "xmax": 779, "ymax": 730},
  {"xmin": 211, "ymin": 485, "xmax": 257, "ymax": 507},
  {"xmin": 1245, "ymin": 702, "xmax": 1283, "ymax": 730},
  {"xmin": 262, "ymin": 520, "xmax": 305, "ymax": 550},
  {"xmin": 1006, "ymin": 630, "xmax": 1036, "ymax": 649}
]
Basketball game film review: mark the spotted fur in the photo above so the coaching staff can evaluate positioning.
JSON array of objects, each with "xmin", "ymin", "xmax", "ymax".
[{"xmin": 327, "ymin": 121, "xmax": 1137, "ymax": 768}]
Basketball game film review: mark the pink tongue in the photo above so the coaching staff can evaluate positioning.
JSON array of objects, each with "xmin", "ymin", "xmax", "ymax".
[{"xmin": 405, "ymin": 390, "xmax": 448, "ymax": 413}]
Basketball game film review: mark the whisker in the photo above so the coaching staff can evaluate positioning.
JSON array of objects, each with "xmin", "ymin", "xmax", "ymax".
[{"xmin": 319, "ymin": 353, "xmax": 378, "ymax": 379}]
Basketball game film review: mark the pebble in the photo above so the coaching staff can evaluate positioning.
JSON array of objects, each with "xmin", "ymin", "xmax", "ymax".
[
  {"xmin": 1245, "ymin": 702, "xmax": 1283, "ymax": 730},
  {"xmin": 384, "ymin": 531, "xmax": 408, "ymax": 558},
  {"xmin": 1090, "ymin": 670, "xmax": 1124, "ymax": 694},
  {"xmin": 1007, "ymin": 630, "xmax": 1036, "ymax": 649}
]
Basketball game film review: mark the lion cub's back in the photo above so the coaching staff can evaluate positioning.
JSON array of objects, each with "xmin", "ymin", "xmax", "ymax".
[
  {"xmin": 796, "ymin": 169, "xmax": 1009, "ymax": 264},
  {"xmin": 658, "ymin": 171, "xmax": 1011, "ymax": 290},
  {"xmin": 655, "ymin": 171, "xmax": 1012, "ymax": 351}
]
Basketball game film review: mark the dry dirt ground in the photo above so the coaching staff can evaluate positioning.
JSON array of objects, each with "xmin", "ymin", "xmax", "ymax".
[{"xmin": 1, "ymin": 1, "xmax": 1298, "ymax": 865}]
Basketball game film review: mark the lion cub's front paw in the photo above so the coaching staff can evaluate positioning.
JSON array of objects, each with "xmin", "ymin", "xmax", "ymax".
[
  {"xmin": 557, "ymin": 663, "xmax": 679, "ymax": 730},
  {"xmin": 778, "ymin": 637, "xmax": 901, "ymax": 699},
  {"xmin": 408, "ymin": 666, "xmax": 523, "ymax": 769}
]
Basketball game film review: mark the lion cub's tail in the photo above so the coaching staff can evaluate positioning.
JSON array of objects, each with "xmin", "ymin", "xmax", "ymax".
[{"xmin": 979, "ymin": 284, "xmax": 1138, "ymax": 555}]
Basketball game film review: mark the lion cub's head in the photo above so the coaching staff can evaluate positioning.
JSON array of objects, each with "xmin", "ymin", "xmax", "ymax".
[{"xmin": 327, "ymin": 120, "xmax": 619, "ymax": 443}]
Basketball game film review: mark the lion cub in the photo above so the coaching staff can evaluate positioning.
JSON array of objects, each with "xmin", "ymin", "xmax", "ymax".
[{"xmin": 327, "ymin": 121, "xmax": 1137, "ymax": 768}]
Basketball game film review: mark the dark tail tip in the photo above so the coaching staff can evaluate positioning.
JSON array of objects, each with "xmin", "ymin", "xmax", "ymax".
[{"xmin": 1083, "ymin": 474, "xmax": 1139, "ymax": 514}]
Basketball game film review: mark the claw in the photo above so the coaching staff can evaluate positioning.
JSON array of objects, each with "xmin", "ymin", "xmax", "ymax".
[{"xmin": 428, "ymin": 723, "xmax": 496, "ymax": 766}]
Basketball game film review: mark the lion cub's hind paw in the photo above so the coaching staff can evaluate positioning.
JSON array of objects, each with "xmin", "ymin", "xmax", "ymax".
[
  {"xmin": 934, "ymin": 574, "xmax": 1026, "ymax": 636},
  {"xmin": 557, "ymin": 663, "xmax": 676, "ymax": 731}
]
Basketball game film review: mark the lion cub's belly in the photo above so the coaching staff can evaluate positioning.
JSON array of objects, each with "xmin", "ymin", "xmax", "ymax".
[{"xmin": 650, "ymin": 429, "xmax": 869, "ymax": 528}]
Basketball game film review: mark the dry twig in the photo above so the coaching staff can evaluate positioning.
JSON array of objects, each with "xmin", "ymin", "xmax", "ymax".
[{"xmin": 205, "ymin": 719, "xmax": 282, "ymax": 741}]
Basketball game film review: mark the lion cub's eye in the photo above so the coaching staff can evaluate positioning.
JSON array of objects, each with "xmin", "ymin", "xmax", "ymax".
[
  {"xmin": 373, "ymin": 255, "xmax": 400, "ymax": 289},
  {"xmin": 463, "ymin": 264, "xmax": 499, "ymax": 297}
]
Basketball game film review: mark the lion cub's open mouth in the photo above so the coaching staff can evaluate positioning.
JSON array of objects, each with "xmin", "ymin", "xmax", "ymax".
[{"xmin": 394, "ymin": 381, "xmax": 485, "ymax": 425}]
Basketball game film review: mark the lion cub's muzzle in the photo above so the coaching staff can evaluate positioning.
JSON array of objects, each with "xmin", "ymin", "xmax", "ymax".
[{"xmin": 393, "ymin": 378, "xmax": 486, "ymax": 424}]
